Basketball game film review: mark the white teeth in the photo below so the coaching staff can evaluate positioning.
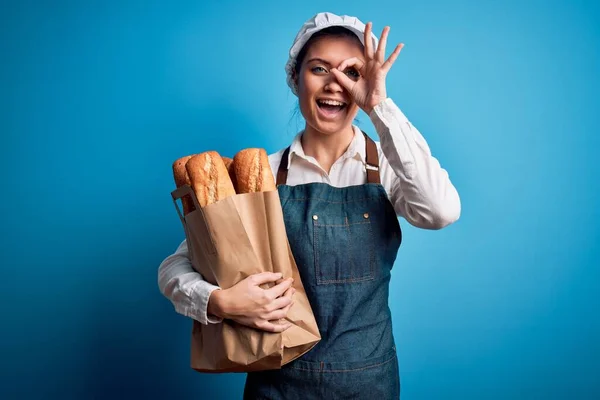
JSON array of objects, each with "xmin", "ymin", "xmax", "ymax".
[{"xmin": 318, "ymin": 99, "xmax": 345, "ymax": 106}]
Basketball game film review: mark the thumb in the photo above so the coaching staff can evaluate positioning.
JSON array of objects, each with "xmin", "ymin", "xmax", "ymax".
[{"xmin": 331, "ymin": 68, "xmax": 356, "ymax": 92}]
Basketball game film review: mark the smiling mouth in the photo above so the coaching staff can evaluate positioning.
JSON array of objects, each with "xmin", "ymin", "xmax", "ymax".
[{"xmin": 316, "ymin": 99, "xmax": 347, "ymax": 117}]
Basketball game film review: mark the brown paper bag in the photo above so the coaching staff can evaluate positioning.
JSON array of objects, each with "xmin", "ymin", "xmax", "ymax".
[{"xmin": 171, "ymin": 184, "xmax": 321, "ymax": 373}]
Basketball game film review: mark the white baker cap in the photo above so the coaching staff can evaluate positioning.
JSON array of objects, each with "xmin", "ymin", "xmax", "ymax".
[{"xmin": 285, "ymin": 12, "xmax": 379, "ymax": 96}]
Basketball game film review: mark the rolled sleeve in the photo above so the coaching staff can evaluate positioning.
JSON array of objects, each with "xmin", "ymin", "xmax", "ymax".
[{"xmin": 370, "ymin": 98, "xmax": 461, "ymax": 229}]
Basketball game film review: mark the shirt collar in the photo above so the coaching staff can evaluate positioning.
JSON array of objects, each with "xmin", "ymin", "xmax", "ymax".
[{"xmin": 287, "ymin": 125, "xmax": 367, "ymax": 167}]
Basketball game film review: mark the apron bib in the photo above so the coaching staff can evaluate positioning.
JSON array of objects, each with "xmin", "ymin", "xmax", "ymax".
[{"xmin": 244, "ymin": 133, "xmax": 403, "ymax": 399}]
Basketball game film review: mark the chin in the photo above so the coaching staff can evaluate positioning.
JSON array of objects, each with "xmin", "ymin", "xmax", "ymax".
[{"xmin": 306, "ymin": 105, "xmax": 357, "ymax": 136}]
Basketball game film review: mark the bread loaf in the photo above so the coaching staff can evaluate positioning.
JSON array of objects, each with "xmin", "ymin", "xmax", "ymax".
[
  {"xmin": 222, "ymin": 157, "xmax": 233, "ymax": 170},
  {"xmin": 185, "ymin": 151, "xmax": 236, "ymax": 207},
  {"xmin": 222, "ymin": 156, "xmax": 238, "ymax": 191},
  {"xmin": 233, "ymin": 148, "xmax": 276, "ymax": 193},
  {"xmin": 172, "ymin": 155, "xmax": 196, "ymax": 215}
]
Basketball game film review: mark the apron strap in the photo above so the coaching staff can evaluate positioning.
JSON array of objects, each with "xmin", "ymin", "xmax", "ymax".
[
  {"xmin": 275, "ymin": 131, "xmax": 381, "ymax": 186},
  {"xmin": 276, "ymin": 146, "xmax": 291, "ymax": 186},
  {"xmin": 363, "ymin": 131, "xmax": 381, "ymax": 185}
]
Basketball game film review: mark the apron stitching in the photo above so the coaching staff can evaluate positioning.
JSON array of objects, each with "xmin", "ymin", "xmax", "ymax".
[
  {"xmin": 313, "ymin": 218, "xmax": 320, "ymax": 283},
  {"xmin": 317, "ymin": 221, "xmax": 370, "ymax": 227},
  {"xmin": 317, "ymin": 276, "xmax": 373, "ymax": 284},
  {"xmin": 313, "ymin": 219, "xmax": 375, "ymax": 284},
  {"xmin": 368, "ymin": 221, "xmax": 375, "ymax": 277},
  {"xmin": 345, "ymin": 217, "xmax": 358, "ymax": 276},
  {"xmin": 288, "ymin": 352, "xmax": 397, "ymax": 373},
  {"xmin": 284, "ymin": 196, "xmax": 381, "ymax": 204}
]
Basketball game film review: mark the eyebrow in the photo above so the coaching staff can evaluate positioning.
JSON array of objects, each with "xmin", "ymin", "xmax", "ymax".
[{"xmin": 306, "ymin": 58, "xmax": 331, "ymax": 66}]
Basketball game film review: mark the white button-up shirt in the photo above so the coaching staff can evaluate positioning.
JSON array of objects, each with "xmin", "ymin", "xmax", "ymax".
[{"xmin": 158, "ymin": 98, "xmax": 461, "ymax": 324}]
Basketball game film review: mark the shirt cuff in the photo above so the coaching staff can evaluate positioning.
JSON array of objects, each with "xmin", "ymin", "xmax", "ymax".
[
  {"xmin": 190, "ymin": 282, "xmax": 224, "ymax": 324},
  {"xmin": 369, "ymin": 98, "xmax": 409, "ymax": 126}
]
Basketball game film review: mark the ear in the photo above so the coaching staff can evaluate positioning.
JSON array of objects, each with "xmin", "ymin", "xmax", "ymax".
[{"xmin": 291, "ymin": 69, "xmax": 300, "ymax": 93}]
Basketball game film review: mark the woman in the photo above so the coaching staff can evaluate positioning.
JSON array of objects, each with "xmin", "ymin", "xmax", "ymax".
[{"xmin": 158, "ymin": 11, "xmax": 461, "ymax": 399}]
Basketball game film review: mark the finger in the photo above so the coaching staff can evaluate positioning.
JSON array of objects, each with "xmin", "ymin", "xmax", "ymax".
[
  {"xmin": 330, "ymin": 68, "xmax": 357, "ymax": 92},
  {"xmin": 284, "ymin": 285, "xmax": 295, "ymax": 301},
  {"xmin": 376, "ymin": 26, "xmax": 390, "ymax": 63},
  {"xmin": 337, "ymin": 57, "xmax": 365, "ymax": 74},
  {"xmin": 382, "ymin": 43, "xmax": 404, "ymax": 73},
  {"xmin": 280, "ymin": 297, "xmax": 295, "ymax": 316},
  {"xmin": 282, "ymin": 284, "xmax": 295, "ymax": 299},
  {"xmin": 364, "ymin": 22, "xmax": 374, "ymax": 59},
  {"xmin": 267, "ymin": 288, "xmax": 295, "ymax": 311},
  {"xmin": 263, "ymin": 301, "xmax": 294, "ymax": 321},
  {"xmin": 251, "ymin": 271, "xmax": 284, "ymax": 286},
  {"xmin": 258, "ymin": 320, "xmax": 292, "ymax": 333},
  {"xmin": 264, "ymin": 277, "xmax": 293, "ymax": 299}
]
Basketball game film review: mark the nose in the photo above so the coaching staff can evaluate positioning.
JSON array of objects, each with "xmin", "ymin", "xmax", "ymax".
[{"xmin": 324, "ymin": 75, "xmax": 343, "ymax": 93}]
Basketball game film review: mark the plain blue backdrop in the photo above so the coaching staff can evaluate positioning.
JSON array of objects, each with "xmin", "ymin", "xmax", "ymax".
[{"xmin": 2, "ymin": 0, "xmax": 599, "ymax": 399}]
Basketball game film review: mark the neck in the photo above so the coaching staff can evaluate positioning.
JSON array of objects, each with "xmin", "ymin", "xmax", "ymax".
[{"xmin": 301, "ymin": 124, "xmax": 355, "ymax": 174}]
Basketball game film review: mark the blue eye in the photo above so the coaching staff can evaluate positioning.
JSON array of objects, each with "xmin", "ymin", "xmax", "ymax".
[{"xmin": 311, "ymin": 66, "xmax": 328, "ymax": 74}]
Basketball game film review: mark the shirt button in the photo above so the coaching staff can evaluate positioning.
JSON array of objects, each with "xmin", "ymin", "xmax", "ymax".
[
  {"xmin": 313, "ymin": 215, "xmax": 319, "ymax": 221},
  {"xmin": 363, "ymin": 213, "xmax": 369, "ymax": 219}
]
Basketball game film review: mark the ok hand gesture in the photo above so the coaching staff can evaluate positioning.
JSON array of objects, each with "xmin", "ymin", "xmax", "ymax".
[{"xmin": 331, "ymin": 22, "xmax": 404, "ymax": 114}]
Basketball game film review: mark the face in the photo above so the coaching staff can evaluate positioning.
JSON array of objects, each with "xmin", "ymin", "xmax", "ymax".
[{"xmin": 295, "ymin": 35, "xmax": 364, "ymax": 136}]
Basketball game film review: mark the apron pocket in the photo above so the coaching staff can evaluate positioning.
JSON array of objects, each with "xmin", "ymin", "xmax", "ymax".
[{"xmin": 312, "ymin": 212, "xmax": 375, "ymax": 285}]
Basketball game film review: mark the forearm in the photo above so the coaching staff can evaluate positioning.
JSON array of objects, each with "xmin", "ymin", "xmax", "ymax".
[
  {"xmin": 157, "ymin": 239, "xmax": 224, "ymax": 324},
  {"xmin": 370, "ymin": 98, "xmax": 461, "ymax": 229},
  {"xmin": 206, "ymin": 288, "xmax": 231, "ymax": 319}
]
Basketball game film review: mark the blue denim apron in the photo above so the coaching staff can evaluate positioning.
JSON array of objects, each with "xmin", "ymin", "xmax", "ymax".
[{"xmin": 244, "ymin": 132, "xmax": 403, "ymax": 399}]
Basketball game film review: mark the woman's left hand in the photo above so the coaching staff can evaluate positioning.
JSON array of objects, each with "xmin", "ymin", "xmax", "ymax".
[{"xmin": 331, "ymin": 22, "xmax": 404, "ymax": 114}]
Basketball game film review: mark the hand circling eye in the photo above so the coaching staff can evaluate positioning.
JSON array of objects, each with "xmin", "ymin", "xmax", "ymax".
[
  {"xmin": 344, "ymin": 68, "xmax": 360, "ymax": 80},
  {"xmin": 330, "ymin": 22, "xmax": 405, "ymax": 114}
]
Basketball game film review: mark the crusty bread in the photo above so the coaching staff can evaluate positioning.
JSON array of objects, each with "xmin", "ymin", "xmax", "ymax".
[
  {"xmin": 172, "ymin": 154, "xmax": 196, "ymax": 215},
  {"xmin": 222, "ymin": 157, "xmax": 233, "ymax": 170},
  {"xmin": 232, "ymin": 148, "xmax": 276, "ymax": 193},
  {"xmin": 222, "ymin": 156, "xmax": 238, "ymax": 191},
  {"xmin": 185, "ymin": 151, "xmax": 236, "ymax": 207}
]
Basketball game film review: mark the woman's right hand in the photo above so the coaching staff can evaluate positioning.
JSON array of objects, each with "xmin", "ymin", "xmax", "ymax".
[{"xmin": 207, "ymin": 272, "xmax": 296, "ymax": 332}]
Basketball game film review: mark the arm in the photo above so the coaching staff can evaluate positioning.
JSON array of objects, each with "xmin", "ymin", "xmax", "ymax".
[
  {"xmin": 370, "ymin": 98, "xmax": 461, "ymax": 229},
  {"xmin": 329, "ymin": 22, "xmax": 460, "ymax": 229},
  {"xmin": 157, "ymin": 239, "xmax": 296, "ymax": 331},
  {"xmin": 157, "ymin": 239, "xmax": 224, "ymax": 324}
]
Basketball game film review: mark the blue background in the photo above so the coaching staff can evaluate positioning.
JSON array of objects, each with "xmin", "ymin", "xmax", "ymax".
[{"xmin": 2, "ymin": 0, "xmax": 599, "ymax": 399}]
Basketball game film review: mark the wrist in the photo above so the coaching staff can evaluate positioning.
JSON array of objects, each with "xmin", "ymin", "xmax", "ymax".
[
  {"xmin": 207, "ymin": 288, "xmax": 229, "ymax": 319},
  {"xmin": 365, "ymin": 97, "xmax": 387, "ymax": 116}
]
